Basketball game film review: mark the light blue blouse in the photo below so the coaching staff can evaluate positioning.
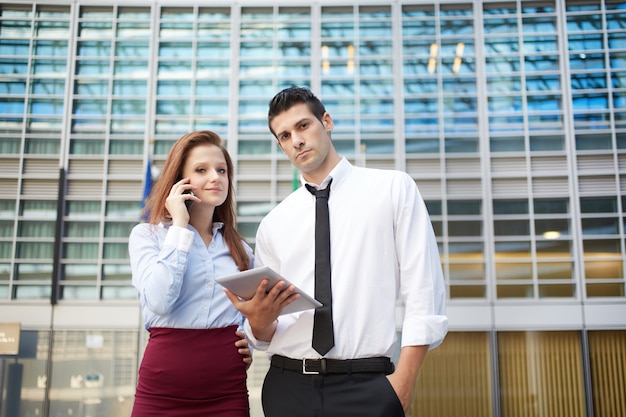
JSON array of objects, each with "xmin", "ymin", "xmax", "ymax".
[{"xmin": 129, "ymin": 222, "xmax": 253, "ymax": 331}]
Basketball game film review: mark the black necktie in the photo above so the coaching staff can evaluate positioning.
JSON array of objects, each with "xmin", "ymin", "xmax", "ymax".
[{"xmin": 306, "ymin": 180, "xmax": 334, "ymax": 355}]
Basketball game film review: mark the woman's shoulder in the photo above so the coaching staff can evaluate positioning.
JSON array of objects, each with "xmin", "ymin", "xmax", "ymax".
[{"xmin": 130, "ymin": 222, "xmax": 169, "ymax": 239}]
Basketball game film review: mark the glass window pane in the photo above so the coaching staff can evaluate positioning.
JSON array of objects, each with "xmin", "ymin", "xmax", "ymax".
[
  {"xmin": 448, "ymin": 220, "xmax": 482, "ymax": 236},
  {"xmin": 63, "ymin": 264, "xmax": 97, "ymax": 281},
  {"xmin": 583, "ymin": 239, "xmax": 621, "ymax": 254},
  {"xmin": 21, "ymin": 201, "xmax": 57, "ymax": 218},
  {"xmin": 18, "ymin": 221, "xmax": 55, "ymax": 238},
  {"xmin": 112, "ymin": 80, "xmax": 147, "ymax": 96},
  {"xmin": 536, "ymin": 240, "xmax": 572, "ymax": 257},
  {"xmin": 537, "ymin": 262, "xmax": 573, "ymax": 279},
  {"xmin": 494, "ymin": 199, "xmax": 529, "ymax": 214},
  {"xmin": 77, "ymin": 41, "xmax": 111, "ymax": 57},
  {"xmin": 66, "ymin": 201, "xmax": 101, "ymax": 217},
  {"xmin": 413, "ymin": 332, "xmax": 493, "ymax": 411},
  {"xmin": 498, "ymin": 332, "xmax": 585, "ymax": 414},
  {"xmin": 536, "ymin": 218, "xmax": 570, "ymax": 236},
  {"xmin": 64, "ymin": 221, "xmax": 100, "ymax": 238},
  {"xmin": 46, "ymin": 328, "xmax": 138, "ymax": 411},
  {"xmin": 496, "ymin": 262, "xmax": 532, "ymax": 279},
  {"xmin": 102, "ymin": 263, "xmax": 132, "ymax": 281},
  {"xmin": 494, "ymin": 220, "xmax": 530, "ymax": 236},
  {"xmin": 105, "ymin": 201, "xmax": 139, "ymax": 217},
  {"xmin": 449, "ymin": 263, "xmax": 485, "ymax": 280},
  {"xmin": 582, "ymin": 218, "xmax": 619, "ymax": 235},
  {"xmin": 63, "ymin": 243, "xmax": 98, "ymax": 259},
  {"xmin": 495, "ymin": 241, "xmax": 532, "ymax": 256},
  {"xmin": 14, "ymin": 285, "xmax": 51, "ymax": 299},
  {"xmin": 103, "ymin": 243, "xmax": 129, "ymax": 259},
  {"xmin": 534, "ymin": 199, "xmax": 568, "ymax": 214},
  {"xmin": 115, "ymin": 41, "xmax": 150, "ymax": 58},
  {"xmin": 15, "ymin": 263, "xmax": 53, "ymax": 280},
  {"xmin": 448, "ymin": 200, "xmax": 481, "ymax": 215},
  {"xmin": 585, "ymin": 260, "xmax": 623, "ymax": 279},
  {"xmin": 104, "ymin": 222, "xmax": 134, "ymax": 238},
  {"xmin": 580, "ymin": 197, "xmax": 617, "ymax": 213}
]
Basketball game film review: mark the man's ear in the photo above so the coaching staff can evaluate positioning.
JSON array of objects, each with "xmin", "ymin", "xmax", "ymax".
[{"xmin": 322, "ymin": 112, "xmax": 334, "ymax": 132}]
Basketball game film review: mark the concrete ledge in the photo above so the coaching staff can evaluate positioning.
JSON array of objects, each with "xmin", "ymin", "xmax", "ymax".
[
  {"xmin": 0, "ymin": 305, "xmax": 53, "ymax": 328},
  {"xmin": 583, "ymin": 303, "xmax": 626, "ymax": 328},
  {"xmin": 447, "ymin": 305, "xmax": 494, "ymax": 330},
  {"xmin": 494, "ymin": 304, "xmax": 584, "ymax": 330},
  {"xmin": 53, "ymin": 304, "xmax": 141, "ymax": 329}
]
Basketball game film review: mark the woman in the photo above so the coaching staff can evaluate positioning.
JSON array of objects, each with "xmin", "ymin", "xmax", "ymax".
[{"xmin": 129, "ymin": 131, "xmax": 253, "ymax": 417}]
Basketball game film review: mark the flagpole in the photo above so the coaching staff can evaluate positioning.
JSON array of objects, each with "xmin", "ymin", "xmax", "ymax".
[
  {"xmin": 359, "ymin": 144, "xmax": 366, "ymax": 167},
  {"xmin": 141, "ymin": 139, "xmax": 155, "ymax": 222},
  {"xmin": 292, "ymin": 167, "xmax": 300, "ymax": 191}
]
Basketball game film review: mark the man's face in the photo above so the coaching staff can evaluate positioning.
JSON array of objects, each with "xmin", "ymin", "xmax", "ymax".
[{"xmin": 270, "ymin": 102, "xmax": 335, "ymax": 179}]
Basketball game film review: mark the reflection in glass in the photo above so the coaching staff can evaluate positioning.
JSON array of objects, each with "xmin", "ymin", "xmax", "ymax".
[
  {"xmin": 581, "ymin": 218, "xmax": 619, "ymax": 235},
  {"xmin": 448, "ymin": 220, "xmax": 482, "ymax": 237},
  {"xmin": 536, "ymin": 240, "xmax": 571, "ymax": 257},
  {"xmin": 64, "ymin": 264, "xmax": 98, "ymax": 281},
  {"xmin": 63, "ymin": 243, "xmax": 98, "ymax": 259},
  {"xmin": 537, "ymin": 262, "xmax": 573, "ymax": 279},
  {"xmin": 495, "ymin": 241, "xmax": 532, "ymax": 258},
  {"xmin": 494, "ymin": 220, "xmax": 530, "ymax": 236},
  {"xmin": 18, "ymin": 221, "xmax": 55, "ymax": 238},
  {"xmin": 585, "ymin": 260, "xmax": 623, "ymax": 279},
  {"xmin": 450, "ymin": 263, "xmax": 485, "ymax": 280},
  {"xmin": 15, "ymin": 263, "xmax": 53, "ymax": 280},
  {"xmin": 583, "ymin": 239, "xmax": 621, "ymax": 255}
]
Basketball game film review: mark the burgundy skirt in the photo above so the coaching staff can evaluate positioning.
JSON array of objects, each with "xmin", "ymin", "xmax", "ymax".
[{"xmin": 131, "ymin": 325, "xmax": 249, "ymax": 417}]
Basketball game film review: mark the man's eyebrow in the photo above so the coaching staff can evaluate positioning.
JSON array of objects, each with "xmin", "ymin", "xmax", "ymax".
[{"xmin": 275, "ymin": 117, "xmax": 309, "ymax": 137}]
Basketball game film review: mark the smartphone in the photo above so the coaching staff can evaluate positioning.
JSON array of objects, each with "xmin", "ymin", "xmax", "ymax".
[{"xmin": 183, "ymin": 190, "xmax": 194, "ymax": 211}]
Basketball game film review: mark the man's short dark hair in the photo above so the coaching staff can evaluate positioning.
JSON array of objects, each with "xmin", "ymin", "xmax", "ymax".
[{"xmin": 267, "ymin": 87, "xmax": 326, "ymax": 137}]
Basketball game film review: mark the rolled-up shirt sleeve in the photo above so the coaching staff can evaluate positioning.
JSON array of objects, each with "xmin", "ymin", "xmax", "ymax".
[{"xmin": 395, "ymin": 173, "xmax": 448, "ymax": 349}]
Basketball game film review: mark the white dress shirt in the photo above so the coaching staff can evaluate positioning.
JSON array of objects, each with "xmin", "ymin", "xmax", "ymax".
[{"xmin": 245, "ymin": 158, "xmax": 447, "ymax": 360}]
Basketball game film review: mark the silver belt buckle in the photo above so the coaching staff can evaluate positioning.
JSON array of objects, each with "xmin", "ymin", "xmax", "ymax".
[{"xmin": 302, "ymin": 358, "xmax": 320, "ymax": 375}]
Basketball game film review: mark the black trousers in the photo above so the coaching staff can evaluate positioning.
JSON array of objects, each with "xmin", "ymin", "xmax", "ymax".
[{"xmin": 261, "ymin": 366, "xmax": 405, "ymax": 417}]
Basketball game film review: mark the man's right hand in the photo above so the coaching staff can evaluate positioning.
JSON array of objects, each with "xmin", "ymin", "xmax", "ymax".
[{"xmin": 223, "ymin": 278, "xmax": 300, "ymax": 342}]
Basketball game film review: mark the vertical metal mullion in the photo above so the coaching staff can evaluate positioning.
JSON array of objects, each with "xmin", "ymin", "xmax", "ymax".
[
  {"xmin": 146, "ymin": 3, "xmax": 160, "ymax": 145},
  {"xmin": 391, "ymin": 2, "xmax": 405, "ymax": 172},
  {"xmin": 228, "ymin": 4, "xmax": 241, "ymax": 202},
  {"xmin": 490, "ymin": 330, "xmax": 502, "ymax": 417},
  {"xmin": 581, "ymin": 329, "xmax": 595, "ymax": 417}
]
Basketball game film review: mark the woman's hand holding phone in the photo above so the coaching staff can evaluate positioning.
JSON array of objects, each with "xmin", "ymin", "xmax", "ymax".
[{"xmin": 166, "ymin": 179, "xmax": 198, "ymax": 227}]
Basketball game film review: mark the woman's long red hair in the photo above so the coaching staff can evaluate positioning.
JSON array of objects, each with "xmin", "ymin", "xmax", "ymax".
[{"xmin": 142, "ymin": 131, "xmax": 250, "ymax": 271}]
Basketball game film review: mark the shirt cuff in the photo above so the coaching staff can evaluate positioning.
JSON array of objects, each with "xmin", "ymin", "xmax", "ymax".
[
  {"xmin": 243, "ymin": 320, "xmax": 270, "ymax": 351},
  {"xmin": 401, "ymin": 315, "xmax": 449, "ymax": 350},
  {"xmin": 163, "ymin": 225, "xmax": 194, "ymax": 252}
]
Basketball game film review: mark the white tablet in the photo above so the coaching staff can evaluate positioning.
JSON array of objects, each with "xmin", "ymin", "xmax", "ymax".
[{"xmin": 216, "ymin": 266, "xmax": 322, "ymax": 315}]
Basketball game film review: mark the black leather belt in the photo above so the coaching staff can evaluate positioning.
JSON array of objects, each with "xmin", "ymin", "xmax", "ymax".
[{"xmin": 270, "ymin": 355, "xmax": 395, "ymax": 375}]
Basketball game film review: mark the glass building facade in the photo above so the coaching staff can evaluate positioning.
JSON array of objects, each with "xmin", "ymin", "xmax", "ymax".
[{"xmin": 0, "ymin": 0, "xmax": 624, "ymax": 416}]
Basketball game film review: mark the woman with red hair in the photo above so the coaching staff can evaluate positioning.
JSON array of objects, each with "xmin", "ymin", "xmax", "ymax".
[{"xmin": 129, "ymin": 130, "xmax": 252, "ymax": 417}]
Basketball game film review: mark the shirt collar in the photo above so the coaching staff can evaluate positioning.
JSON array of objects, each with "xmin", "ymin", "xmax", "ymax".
[{"xmin": 303, "ymin": 157, "xmax": 351, "ymax": 191}]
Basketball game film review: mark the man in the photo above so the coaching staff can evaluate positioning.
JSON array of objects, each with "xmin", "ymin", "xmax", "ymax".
[{"xmin": 225, "ymin": 87, "xmax": 447, "ymax": 417}]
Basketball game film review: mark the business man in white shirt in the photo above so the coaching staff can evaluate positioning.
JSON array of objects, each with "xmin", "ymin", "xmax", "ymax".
[{"xmin": 225, "ymin": 87, "xmax": 448, "ymax": 417}]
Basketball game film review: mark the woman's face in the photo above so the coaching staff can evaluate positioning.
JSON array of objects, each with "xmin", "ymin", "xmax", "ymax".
[{"xmin": 181, "ymin": 144, "xmax": 229, "ymax": 208}]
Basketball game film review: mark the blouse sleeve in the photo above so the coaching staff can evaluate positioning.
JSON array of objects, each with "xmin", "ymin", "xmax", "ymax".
[{"xmin": 128, "ymin": 224, "xmax": 194, "ymax": 316}]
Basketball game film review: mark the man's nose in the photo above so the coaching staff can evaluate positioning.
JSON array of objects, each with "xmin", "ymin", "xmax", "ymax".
[{"xmin": 291, "ymin": 133, "xmax": 304, "ymax": 147}]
